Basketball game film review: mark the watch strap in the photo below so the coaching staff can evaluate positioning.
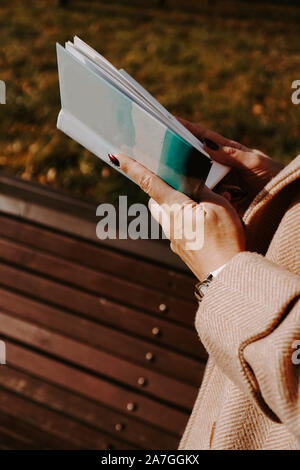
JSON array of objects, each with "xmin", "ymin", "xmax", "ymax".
[{"xmin": 194, "ymin": 273, "xmax": 214, "ymax": 302}]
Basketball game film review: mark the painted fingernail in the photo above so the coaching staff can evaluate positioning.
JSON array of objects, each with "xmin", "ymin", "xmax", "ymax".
[
  {"xmin": 203, "ymin": 139, "xmax": 219, "ymax": 151},
  {"xmin": 108, "ymin": 154, "xmax": 120, "ymax": 167}
]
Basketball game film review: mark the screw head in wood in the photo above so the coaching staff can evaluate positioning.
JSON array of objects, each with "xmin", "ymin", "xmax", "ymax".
[
  {"xmin": 137, "ymin": 376, "xmax": 147, "ymax": 387},
  {"xmin": 152, "ymin": 327, "xmax": 160, "ymax": 336},
  {"xmin": 145, "ymin": 352, "xmax": 154, "ymax": 361},
  {"xmin": 158, "ymin": 303, "xmax": 167, "ymax": 312},
  {"xmin": 126, "ymin": 402, "xmax": 136, "ymax": 412},
  {"xmin": 115, "ymin": 423, "xmax": 124, "ymax": 432}
]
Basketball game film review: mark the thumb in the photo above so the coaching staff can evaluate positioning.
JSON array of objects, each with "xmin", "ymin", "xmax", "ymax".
[{"xmin": 193, "ymin": 183, "xmax": 230, "ymax": 206}]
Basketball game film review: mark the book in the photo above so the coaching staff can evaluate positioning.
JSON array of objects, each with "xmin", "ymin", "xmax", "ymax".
[{"xmin": 56, "ymin": 37, "xmax": 229, "ymax": 197}]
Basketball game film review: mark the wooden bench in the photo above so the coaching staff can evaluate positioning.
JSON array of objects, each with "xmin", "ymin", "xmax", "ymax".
[{"xmin": 0, "ymin": 174, "xmax": 207, "ymax": 449}]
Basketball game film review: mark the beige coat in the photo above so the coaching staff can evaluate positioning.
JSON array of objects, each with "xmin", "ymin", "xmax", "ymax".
[{"xmin": 179, "ymin": 155, "xmax": 300, "ymax": 450}]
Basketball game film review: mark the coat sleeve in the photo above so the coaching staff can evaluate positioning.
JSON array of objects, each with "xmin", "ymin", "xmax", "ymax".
[{"xmin": 196, "ymin": 251, "xmax": 300, "ymax": 442}]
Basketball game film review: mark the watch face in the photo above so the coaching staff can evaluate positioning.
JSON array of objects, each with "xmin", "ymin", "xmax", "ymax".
[{"xmin": 200, "ymin": 284, "xmax": 209, "ymax": 296}]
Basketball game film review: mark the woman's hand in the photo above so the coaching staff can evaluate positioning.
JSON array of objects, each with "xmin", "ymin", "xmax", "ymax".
[
  {"xmin": 113, "ymin": 153, "xmax": 245, "ymax": 280},
  {"xmin": 177, "ymin": 117, "xmax": 284, "ymax": 215}
]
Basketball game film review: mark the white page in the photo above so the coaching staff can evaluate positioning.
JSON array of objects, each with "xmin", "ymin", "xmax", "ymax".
[
  {"xmin": 74, "ymin": 36, "xmax": 201, "ymax": 146},
  {"xmin": 72, "ymin": 37, "xmax": 204, "ymax": 152},
  {"xmin": 118, "ymin": 68, "xmax": 203, "ymax": 147},
  {"xmin": 66, "ymin": 42, "xmax": 193, "ymax": 147},
  {"xmin": 73, "ymin": 37, "xmax": 179, "ymax": 123},
  {"xmin": 67, "ymin": 42, "xmax": 173, "ymax": 126}
]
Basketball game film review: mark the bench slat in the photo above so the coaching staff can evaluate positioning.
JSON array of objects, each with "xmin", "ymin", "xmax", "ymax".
[
  {"xmin": 0, "ymin": 428, "xmax": 36, "ymax": 450},
  {"xmin": 7, "ymin": 342, "xmax": 189, "ymax": 435},
  {"xmin": 0, "ymin": 236, "xmax": 195, "ymax": 327},
  {"xmin": 0, "ymin": 386, "xmax": 135, "ymax": 450},
  {"xmin": 0, "ymin": 263, "xmax": 206, "ymax": 360},
  {"xmin": 0, "ymin": 366, "xmax": 179, "ymax": 450},
  {"xmin": 0, "ymin": 286, "xmax": 205, "ymax": 385},
  {"xmin": 0, "ymin": 312, "xmax": 197, "ymax": 409},
  {"xmin": 0, "ymin": 214, "xmax": 194, "ymax": 300},
  {"xmin": 0, "ymin": 410, "xmax": 80, "ymax": 449}
]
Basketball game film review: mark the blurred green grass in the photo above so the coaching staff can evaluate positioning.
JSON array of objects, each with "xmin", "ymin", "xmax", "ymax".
[{"xmin": 0, "ymin": 0, "xmax": 299, "ymax": 205}]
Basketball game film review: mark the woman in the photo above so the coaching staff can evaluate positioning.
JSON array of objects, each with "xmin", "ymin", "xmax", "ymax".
[{"xmin": 109, "ymin": 119, "xmax": 300, "ymax": 450}]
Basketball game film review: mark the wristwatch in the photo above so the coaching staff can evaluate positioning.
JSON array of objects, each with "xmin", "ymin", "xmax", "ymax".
[{"xmin": 194, "ymin": 273, "xmax": 214, "ymax": 302}]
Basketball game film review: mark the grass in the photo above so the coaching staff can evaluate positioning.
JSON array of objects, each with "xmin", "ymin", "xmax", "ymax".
[{"xmin": 0, "ymin": 0, "xmax": 299, "ymax": 205}]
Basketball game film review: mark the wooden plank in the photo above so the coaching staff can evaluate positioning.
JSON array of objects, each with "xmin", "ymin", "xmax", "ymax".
[
  {"xmin": 0, "ymin": 312, "xmax": 197, "ymax": 409},
  {"xmin": 0, "ymin": 387, "xmax": 135, "ymax": 450},
  {"xmin": 0, "ymin": 366, "xmax": 179, "ymax": 450},
  {"xmin": 0, "ymin": 214, "xmax": 195, "ymax": 300},
  {"xmin": 0, "ymin": 286, "xmax": 205, "ymax": 385},
  {"xmin": 0, "ymin": 237, "xmax": 196, "ymax": 327},
  {"xmin": 0, "ymin": 263, "xmax": 207, "ymax": 360},
  {"xmin": 0, "ymin": 417, "xmax": 36, "ymax": 449},
  {"xmin": 0, "ymin": 428, "xmax": 34, "ymax": 450},
  {"xmin": 0, "ymin": 410, "xmax": 80, "ymax": 450},
  {"xmin": 6, "ymin": 342, "xmax": 189, "ymax": 435}
]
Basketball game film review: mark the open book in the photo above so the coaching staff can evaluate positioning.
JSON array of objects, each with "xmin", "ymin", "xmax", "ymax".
[{"xmin": 56, "ymin": 37, "xmax": 229, "ymax": 196}]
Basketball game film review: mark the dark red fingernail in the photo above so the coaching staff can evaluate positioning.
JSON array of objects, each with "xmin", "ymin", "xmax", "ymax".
[
  {"xmin": 108, "ymin": 154, "xmax": 119, "ymax": 167},
  {"xmin": 203, "ymin": 138, "xmax": 219, "ymax": 151}
]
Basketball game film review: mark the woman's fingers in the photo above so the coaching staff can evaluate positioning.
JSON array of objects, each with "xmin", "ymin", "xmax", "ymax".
[
  {"xmin": 176, "ymin": 117, "xmax": 256, "ymax": 170},
  {"xmin": 115, "ymin": 153, "xmax": 191, "ymax": 206},
  {"xmin": 203, "ymin": 143, "xmax": 258, "ymax": 171},
  {"xmin": 148, "ymin": 198, "xmax": 171, "ymax": 239},
  {"xmin": 176, "ymin": 116, "xmax": 240, "ymax": 148}
]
